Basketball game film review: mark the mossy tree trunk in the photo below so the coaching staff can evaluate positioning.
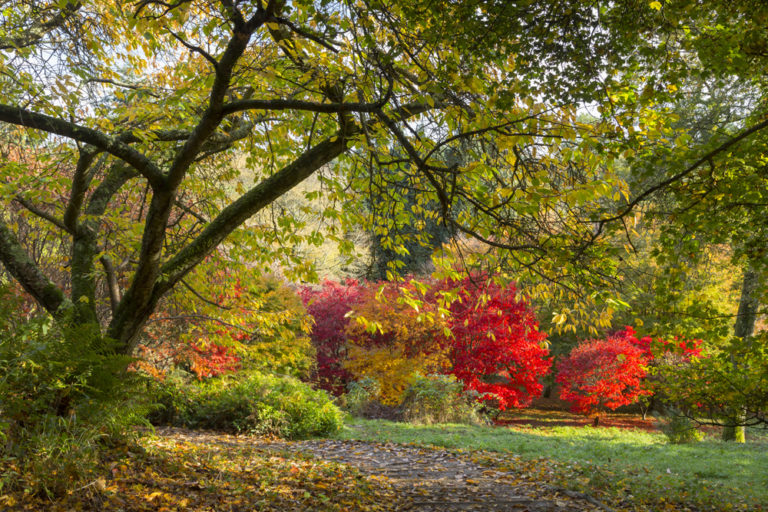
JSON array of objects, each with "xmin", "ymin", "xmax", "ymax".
[{"xmin": 722, "ymin": 265, "xmax": 760, "ymax": 443}]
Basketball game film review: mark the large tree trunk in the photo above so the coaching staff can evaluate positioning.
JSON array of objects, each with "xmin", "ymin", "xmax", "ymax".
[{"xmin": 722, "ymin": 265, "xmax": 760, "ymax": 442}]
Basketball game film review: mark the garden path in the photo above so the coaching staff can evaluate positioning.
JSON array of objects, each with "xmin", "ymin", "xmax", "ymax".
[{"xmin": 163, "ymin": 428, "xmax": 613, "ymax": 512}]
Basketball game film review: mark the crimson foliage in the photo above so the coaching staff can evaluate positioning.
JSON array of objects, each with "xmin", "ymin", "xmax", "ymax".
[
  {"xmin": 302, "ymin": 277, "xmax": 551, "ymax": 409},
  {"xmin": 555, "ymin": 328, "xmax": 651, "ymax": 416},
  {"xmin": 625, "ymin": 326, "xmax": 703, "ymax": 360},
  {"xmin": 300, "ymin": 279, "xmax": 366, "ymax": 394},
  {"xmin": 444, "ymin": 277, "xmax": 551, "ymax": 410}
]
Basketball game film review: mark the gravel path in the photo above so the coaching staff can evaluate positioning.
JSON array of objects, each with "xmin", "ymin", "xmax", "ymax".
[{"xmin": 156, "ymin": 428, "xmax": 612, "ymax": 511}]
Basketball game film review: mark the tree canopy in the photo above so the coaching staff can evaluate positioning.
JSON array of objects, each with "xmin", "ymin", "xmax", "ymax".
[{"xmin": 0, "ymin": 0, "xmax": 766, "ymax": 351}]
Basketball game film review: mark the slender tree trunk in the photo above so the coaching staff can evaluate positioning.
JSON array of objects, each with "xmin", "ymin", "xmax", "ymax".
[{"xmin": 722, "ymin": 265, "xmax": 760, "ymax": 442}]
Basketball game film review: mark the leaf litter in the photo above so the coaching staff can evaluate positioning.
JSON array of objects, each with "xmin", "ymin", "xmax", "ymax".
[{"xmin": 2, "ymin": 426, "xmax": 757, "ymax": 511}]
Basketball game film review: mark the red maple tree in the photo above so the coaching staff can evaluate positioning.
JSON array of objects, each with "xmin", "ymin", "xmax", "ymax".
[
  {"xmin": 300, "ymin": 279, "xmax": 366, "ymax": 394},
  {"xmin": 444, "ymin": 277, "xmax": 551, "ymax": 410},
  {"xmin": 556, "ymin": 328, "xmax": 651, "ymax": 422}
]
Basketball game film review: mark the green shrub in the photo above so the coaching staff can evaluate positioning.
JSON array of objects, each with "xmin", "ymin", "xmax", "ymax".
[
  {"xmin": 400, "ymin": 373, "xmax": 485, "ymax": 425},
  {"xmin": 158, "ymin": 371, "xmax": 343, "ymax": 439},
  {"xmin": 146, "ymin": 369, "xmax": 197, "ymax": 426},
  {"xmin": 342, "ymin": 377, "xmax": 381, "ymax": 416},
  {"xmin": 659, "ymin": 413, "xmax": 705, "ymax": 444}
]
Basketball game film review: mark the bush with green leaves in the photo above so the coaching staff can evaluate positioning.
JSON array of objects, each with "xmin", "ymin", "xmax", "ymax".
[
  {"xmin": 155, "ymin": 371, "xmax": 343, "ymax": 439},
  {"xmin": 652, "ymin": 338, "xmax": 768, "ymax": 429},
  {"xmin": 342, "ymin": 377, "xmax": 381, "ymax": 416},
  {"xmin": 0, "ymin": 286, "xmax": 151, "ymax": 496},
  {"xmin": 400, "ymin": 373, "xmax": 485, "ymax": 425},
  {"xmin": 658, "ymin": 413, "xmax": 705, "ymax": 444}
]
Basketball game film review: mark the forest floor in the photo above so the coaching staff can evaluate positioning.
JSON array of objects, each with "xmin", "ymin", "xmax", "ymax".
[
  {"xmin": 1, "ymin": 426, "xmax": 615, "ymax": 511},
  {"xmin": 166, "ymin": 428, "xmax": 615, "ymax": 511},
  {"xmin": 3, "ymin": 406, "xmax": 766, "ymax": 511}
]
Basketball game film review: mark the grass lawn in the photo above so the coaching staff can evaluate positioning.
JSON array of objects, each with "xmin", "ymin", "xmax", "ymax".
[{"xmin": 336, "ymin": 416, "xmax": 768, "ymax": 511}]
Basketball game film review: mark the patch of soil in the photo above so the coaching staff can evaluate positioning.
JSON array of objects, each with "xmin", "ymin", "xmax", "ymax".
[{"xmin": 494, "ymin": 398, "xmax": 658, "ymax": 432}]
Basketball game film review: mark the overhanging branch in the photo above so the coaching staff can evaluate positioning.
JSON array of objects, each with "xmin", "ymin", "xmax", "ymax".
[
  {"xmin": 0, "ymin": 104, "xmax": 165, "ymax": 188},
  {"xmin": 0, "ymin": 220, "xmax": 69, "ymax": 316}
]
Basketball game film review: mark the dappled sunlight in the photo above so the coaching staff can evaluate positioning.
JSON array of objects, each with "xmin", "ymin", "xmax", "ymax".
[{"xmin": 338, "ymin": 416, "xmax": 768, "ymax": 511}]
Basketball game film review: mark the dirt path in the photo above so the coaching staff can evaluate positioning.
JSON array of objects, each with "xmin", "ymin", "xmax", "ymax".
[
  {"xmin": 278, "ymin": 439, "xmax": 611, "ymax": 511},
  {"xmin": 158, "ymin": 428, "xmax": 612, "ymax": 512}
]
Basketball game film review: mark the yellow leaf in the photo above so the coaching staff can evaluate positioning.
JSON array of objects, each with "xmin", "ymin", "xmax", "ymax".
[
  {"xmin": 649, "ymin": 1, "xmax": 662, "ymax": 10},
  {"xmin": 146, "ymin": 491, "xmax": 164, "ymax": 501}
]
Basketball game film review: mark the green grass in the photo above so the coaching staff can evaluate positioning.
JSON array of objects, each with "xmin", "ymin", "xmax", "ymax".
[{"xmin": 336, "ymin": 418, "xmax": 768, "ymax": 511}]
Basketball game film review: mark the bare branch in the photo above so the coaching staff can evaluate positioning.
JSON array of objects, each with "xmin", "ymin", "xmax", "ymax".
[{"xmin": 169, "ymin": 30, "xmax": 219, "ymax": 70}]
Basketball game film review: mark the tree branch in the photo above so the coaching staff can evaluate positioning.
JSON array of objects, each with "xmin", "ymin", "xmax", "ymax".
[
  {"xmin": 0, "ymin": 1, "xmax": 81, "ymax": 51},
  {"xmin": 0, "ymin": 220, "xmax": 69, "ymax": 317},
  {"xmin": 599, "ymin": 116, "xmax": 768, "ymax": 230},
  {"xmin": 181, "ymin": 279, "xmax": 232, "ymax": 310},
  {"xmin": 13, "ymin": 196, "xmax": 70, "ymax": 233},
  {"xmin": 0, "ymin": 104, "xmax": 165, "ymax": 188},
  {"xmin": 158, "ymin": 130, "xmax": 349, "ymax": 292},
  {"xmin": 64, "ymin": 148, "xmax": 99, "ymax": 232},
  {"xmin": 221, "ymin": 93, "xmax": 393, "ymax": 116},
  {"xmin": 100, "ymin": 255, "xmax": 121, "ymax": 315},
  {"xmin": 169, "ymin": 30, "xmax": 219, "ymax": 70}
]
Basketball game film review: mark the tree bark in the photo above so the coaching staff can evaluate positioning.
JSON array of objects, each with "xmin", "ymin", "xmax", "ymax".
[{"xmin": 722, "ymin": 265, "xmax": 760, "ymax": 442}]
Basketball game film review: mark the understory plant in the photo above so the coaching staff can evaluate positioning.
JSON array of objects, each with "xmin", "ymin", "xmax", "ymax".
[
  {"xmin": 342, "ymin": 377, "xmax": 382, "ymax": 417},
  {"xmin": 0, "ymin": 287, "xmax": 151, "ymax": 497},
  {"xmin": 151, "ymin": 370, "xmax": 343, "ymax": 439},
  {"xmin": 400, "ymin": 373, "xmax": 485, "ymax": 425},
  {"xmin": 658, "ymin": 411, "xmax": 705, "ymax": 444}
]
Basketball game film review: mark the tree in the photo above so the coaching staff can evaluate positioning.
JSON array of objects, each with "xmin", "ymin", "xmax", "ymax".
[
  {"xmin": 300, "ymin": 279, "xmax": 366, "ymax": 394},
  {"xmin": 344, "ymin": 278, "xmax": 449, "ymax": 404},
  {"xmin": 556, "ymin": 328, "xmax": 651, "ymax": 424},
  {"xmin": 0, "ymin": 0, "xmax": 633, "ymax": 356},
  {"xmin": 593, "ymin": 2, "xmax": 768, "ymax": 439},
  {"xmin": 444, "ymin": 277, "xmax": 551, "ymax": 410},
  {"xmin": 621, "ymin": 74, "xmax": 768, "ymax": 441}
]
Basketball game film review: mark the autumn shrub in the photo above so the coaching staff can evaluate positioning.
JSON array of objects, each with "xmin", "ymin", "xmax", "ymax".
[
  {"xmin": 300, "ymin": 279, "xmax": 366, "ymax": 394},
  {"xmin": 138, "ymin": 269, "xmax": 315, "ymax": 381},
  {"xmin": 556, "ymin": 329, "xmax": 651, "ymax": 421},
  {"xmin": 335, "ymin": 276, "xmax": 550, "ymax": 410},
  {"xmin": 343, "ymin": 279, "xmax": 449, "ymax": 404},
  {"xmin": 400, "ymin": 374, "xmax": 484, "ymax": 425},
  {"xmin": 0, "ymin": 287, "xmax": 151, "ymax": 496},
  {"xmin": 171, "ymin": 371, "xmax": 343, "ymax": 439},
  {"xmin": 443, "ymin": 277, "xmax": 551, "ymax": 410}
]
